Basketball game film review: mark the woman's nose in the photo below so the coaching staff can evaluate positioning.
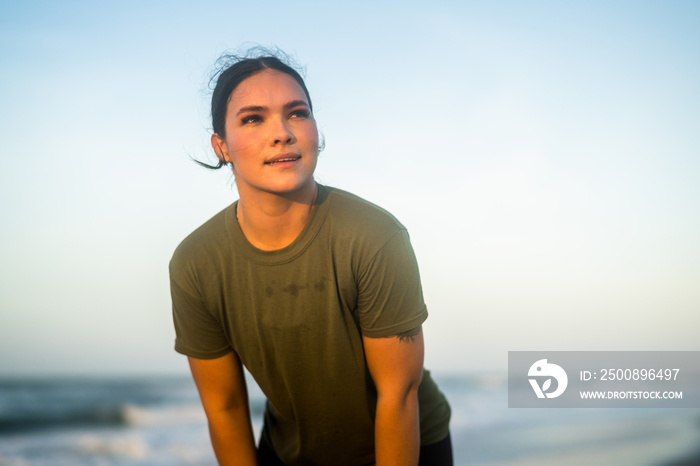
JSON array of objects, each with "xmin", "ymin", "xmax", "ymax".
[{"xmin": 271, "ymin": 118, "xmax": 295, "ymax": 145}]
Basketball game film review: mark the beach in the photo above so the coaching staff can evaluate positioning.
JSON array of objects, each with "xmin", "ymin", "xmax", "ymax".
[{"xmin": 1, "ymin": 374, "xmax": 698, "ymax": 465}]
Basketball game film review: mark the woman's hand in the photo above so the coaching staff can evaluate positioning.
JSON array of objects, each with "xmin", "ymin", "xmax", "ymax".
[
  {"xmin": 363, "ymin": 326, "xmax": 424, "ymax": 466},
  {"xmin": 188, "ymin": 352, "xmax": 257, "ymax": 466}
]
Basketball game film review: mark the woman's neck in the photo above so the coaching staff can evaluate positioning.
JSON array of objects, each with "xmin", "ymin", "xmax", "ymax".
[{"xmin": 236, "ymin": 181, "xmax": 318, "ymax": 251}]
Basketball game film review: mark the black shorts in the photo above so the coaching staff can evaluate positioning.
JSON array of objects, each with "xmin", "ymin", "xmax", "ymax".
[{"xmin": 257, "ymin": 431, "xmax": 454, "ymax": 466}]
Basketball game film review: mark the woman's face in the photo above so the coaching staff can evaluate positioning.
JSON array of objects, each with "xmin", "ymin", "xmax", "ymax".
[{"xmin": 212, "ymin": 69, "xmax": 319, "ymax": 198}]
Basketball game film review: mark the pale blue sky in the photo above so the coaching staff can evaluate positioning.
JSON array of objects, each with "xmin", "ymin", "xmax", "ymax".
[{"xmin": 1, "ymin": 1, "xmax": 699, "ymax": 375}]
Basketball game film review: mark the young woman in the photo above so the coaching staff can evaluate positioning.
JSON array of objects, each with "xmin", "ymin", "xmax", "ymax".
[{"xmin": 170, "ymin": 50, "xmax": 452, "ymax": 466}]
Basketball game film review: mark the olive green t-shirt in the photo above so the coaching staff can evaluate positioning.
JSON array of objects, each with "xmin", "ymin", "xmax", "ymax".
[{"xmin": 170, "ymin": 185, "xmax": 450, "ymax": 466}]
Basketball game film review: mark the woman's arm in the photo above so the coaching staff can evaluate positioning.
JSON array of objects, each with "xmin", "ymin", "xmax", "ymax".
[
  {"xmin": 363, "ymin": 326, "xmax": 424, "ymax": 466},
  {"xmin": 188, "ymin": 352, "xmax": 257, "ymax": 466}
]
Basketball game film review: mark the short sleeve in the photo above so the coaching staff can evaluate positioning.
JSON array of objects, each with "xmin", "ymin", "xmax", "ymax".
[
  {"xmin": 356, "ymin": 229, "xmax": 428, "ymax": 338},
  {"xmin": 170, "ymin": 266, "xmax": 232, "ymax": 359}
]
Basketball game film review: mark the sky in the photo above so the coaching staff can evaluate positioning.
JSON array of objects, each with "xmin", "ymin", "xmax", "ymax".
[{"xmin": 1, "ymin": 0, "xmax": 699, "ymax": 376}]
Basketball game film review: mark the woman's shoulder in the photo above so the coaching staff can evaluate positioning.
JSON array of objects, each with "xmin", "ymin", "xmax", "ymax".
[
  {"xmin": 322, "ymin": 185, "xmax": 407, "ymax": 241},
  {"xmin": 170, "ymin": 203, "xmax": 235, "ymax": 271}
]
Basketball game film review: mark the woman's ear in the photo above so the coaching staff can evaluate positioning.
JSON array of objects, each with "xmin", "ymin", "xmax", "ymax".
[{"xmin": 211, "ymin": 133, "xmax": 230, "ymax": 164}]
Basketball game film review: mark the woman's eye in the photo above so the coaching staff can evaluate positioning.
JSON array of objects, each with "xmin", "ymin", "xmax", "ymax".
[
  {"xmin": 241, "ymin": 115, "xmax": 262, "ymax": 125},
  {"xmin": 289, "ymin": 109, "xmax": 311, "ymax": 119}
]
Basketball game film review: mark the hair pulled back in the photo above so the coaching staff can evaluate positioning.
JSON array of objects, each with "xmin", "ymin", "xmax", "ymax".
[{"xmin": 202, "ymin": 47, "xmax": 313, "ymax": 170}]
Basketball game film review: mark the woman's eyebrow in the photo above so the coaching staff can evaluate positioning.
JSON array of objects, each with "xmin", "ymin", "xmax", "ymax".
[
  {"xmin": 236, "ymin": 105, "xmax": 266, "ymax": 116},
  {"xmin": 235, "ymin": 100, "xmax": 308, "ymax": 116},
  {"xmin": 283, "ymin": 100, "xmax": 309, "ymax": 110}
]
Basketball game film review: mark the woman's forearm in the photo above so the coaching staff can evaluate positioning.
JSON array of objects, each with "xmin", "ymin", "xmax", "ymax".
[
  {"xmin": 188, "ymin": 354, "xmax": 257, "ymax": 465},
  {"xmin": 374, "ymin": 389, "xmax": 420, "ymax": 466},
  {"xmin": 207, "ymin": 407, "xmax": 258, "ymax": 466}
]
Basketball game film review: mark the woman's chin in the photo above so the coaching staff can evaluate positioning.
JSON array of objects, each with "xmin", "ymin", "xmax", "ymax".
[{"xmin": 239, "ymin": 177, "xmax": 315, "ymax": 198}]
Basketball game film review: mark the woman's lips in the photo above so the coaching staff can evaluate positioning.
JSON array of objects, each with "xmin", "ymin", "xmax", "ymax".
[{"xmin": 264, "ymin": 154, "xmax": 301, "ymax": 165}]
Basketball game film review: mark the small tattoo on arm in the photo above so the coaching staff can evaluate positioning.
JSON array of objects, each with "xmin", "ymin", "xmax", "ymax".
[{"xmin": 395, "ymin": 326, "xmax": 421, "ymax": 343}]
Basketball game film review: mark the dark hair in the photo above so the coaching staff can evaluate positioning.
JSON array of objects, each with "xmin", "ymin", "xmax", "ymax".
[{"xmin": 200, "ymin": 48, "xmax": 313, "ymax": 170}]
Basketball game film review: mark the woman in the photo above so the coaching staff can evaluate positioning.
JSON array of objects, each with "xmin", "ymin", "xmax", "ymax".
[{"xmin": 170, "ymin": 50, "xmax": 452, "ymax": 466}]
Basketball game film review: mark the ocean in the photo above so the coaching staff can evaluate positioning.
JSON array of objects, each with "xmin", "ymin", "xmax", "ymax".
[{"xmin": 1, "ymin": 374, "xmax": 698, "ymax": 466}]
